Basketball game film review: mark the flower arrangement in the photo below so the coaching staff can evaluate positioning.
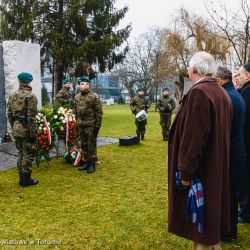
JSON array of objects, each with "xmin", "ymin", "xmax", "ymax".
[
  {"xmin": 64, "ymin": 149, "xmax": 82, "ymax": 166},
  {"xmin": 52, "ymin": 107, "xmax": 77, "ymax": 150},
  {"xmin": 35, "ymin": 112, "xmax": 53, "ymax": 166}
]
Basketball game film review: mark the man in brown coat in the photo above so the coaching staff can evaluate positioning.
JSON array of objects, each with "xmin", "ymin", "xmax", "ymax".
[{"xmin": 168, "ymin": 52, "xmax": 232, "ymax": 250}]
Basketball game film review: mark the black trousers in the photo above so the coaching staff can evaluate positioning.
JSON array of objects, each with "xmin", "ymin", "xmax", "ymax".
[
  {"xmin": 230, "ymin": 182, "xmax": 238, "ymax": 236},
  {"xmin": 238, "ymin": 154, "xmax": 250, "ymax": 221}
]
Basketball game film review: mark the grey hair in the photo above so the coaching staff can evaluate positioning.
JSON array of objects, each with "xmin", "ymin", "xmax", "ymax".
[
  {"xmin": 189, "ymin": 51, "xmax": 216, "ymax": 76},
  {"xmin": 216, "ymin": 66, "xmax": 232, "ymax": 81}
]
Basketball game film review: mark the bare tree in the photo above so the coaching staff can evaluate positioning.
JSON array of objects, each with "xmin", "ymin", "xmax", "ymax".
[
  {"xmin": 204, "ymin": 0, "xmax": 250, "ymax": 64},
  {"xmin": 177, "ymin": 8, "xmax": 231, "ymax": 60},
  {"xmin": 161, "ymin": 8, "xmax": 231, "ymax": 95},
  {"xmin": 161, "ymin": 28, "xmax": 193, "ymax": 95},
  {"xmin": 111, "ymin": 67, "xmax": 137, "ymax": 98},
  {"xmin": 119, "ymin": 28, "xmax": 165, "ymax": 97}
]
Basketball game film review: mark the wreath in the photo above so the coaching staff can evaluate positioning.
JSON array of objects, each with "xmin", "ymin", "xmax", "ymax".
[
  {"xmin": 35, "ymin": 112, "xmax": 53, "ymax": 166},
  {"xmin": 52, "ymin": 107, "xmax": 77, "ymax": 150},
  {"xmin": 64, "ymin": 149, "xmax": 82, "ymax": 166}
]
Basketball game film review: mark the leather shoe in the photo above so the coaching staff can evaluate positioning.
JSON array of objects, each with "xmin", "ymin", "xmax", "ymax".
[
  {"xmin": 221, "ymin": 235, "xmax": 232, "ymax": 243},
  {"xmin": 238, "ymin": 216, "xmax": 250, "ymax": 223}
]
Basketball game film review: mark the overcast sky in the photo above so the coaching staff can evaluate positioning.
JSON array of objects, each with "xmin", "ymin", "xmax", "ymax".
[{"xmin": 115, "ymin": 0, "xmax": 242, "ymax": 42}]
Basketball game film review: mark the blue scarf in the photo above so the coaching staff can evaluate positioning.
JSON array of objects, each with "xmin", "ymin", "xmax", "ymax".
[{"xmin": 176, "ymin": 172, "xmax": 204, "ymax": 233}]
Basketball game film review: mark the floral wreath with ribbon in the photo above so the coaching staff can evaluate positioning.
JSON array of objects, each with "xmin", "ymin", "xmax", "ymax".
[
  {"xmin": 35, "ymin": 112, "xmax": 53, "ymax": 166},
  {"xmin": 52, "ymin": 107, "xmax": 82, "ymax": 166}
]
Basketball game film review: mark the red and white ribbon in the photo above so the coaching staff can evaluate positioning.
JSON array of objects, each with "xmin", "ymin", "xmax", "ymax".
[
  {"xmin": 64, "ymin": 112, "xmax": 69, "ymax": 150},
  {"xmin": 42, "ymin": 117, "xmax": 51, "ymax": 145},
  {"xmin": 73, "ymin": 150, "xmax": 82, "ymax": 166}
]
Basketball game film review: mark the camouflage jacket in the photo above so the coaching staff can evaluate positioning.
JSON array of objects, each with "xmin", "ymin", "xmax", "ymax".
[
  {"xmin": 55, "ymin": 87, "xmax": 74, "ymax": 106},
  {"xmin": 157, "ymin": 95, "xmax": 176, "ymax": 114},
  {"xmin": 130, "ymin": 95, "xmax": 151, "ymax": 114},
  {"xmin": 74, "ymin": 89, "xmax": 103, "ymax": 127},
  {"xmin": 7, "ymin": 84, "xmax": 38, "ymax": 138}
]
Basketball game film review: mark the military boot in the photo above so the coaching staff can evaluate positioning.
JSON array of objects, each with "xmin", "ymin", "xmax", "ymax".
[
  {"xmin": 136, "ymin": 133, "xmax": 140, "ymax": 140},
  {"xmin": 87, "ymin": 163, "xmax": 96, "ymax": 174},
  {"xmin": 19, "ymin": 172, "xmax": 38, "ymax": 187},
  {"xmin": 78, "ymin": 161, "xmax": 90, "ymax": 171},
  {"xmin": 141, "ymin": 133, "xmax": 144, "ymax": 140},
  {"xmin": 18, "ymin": 171, "xmax": 23, "ymax": 185}
]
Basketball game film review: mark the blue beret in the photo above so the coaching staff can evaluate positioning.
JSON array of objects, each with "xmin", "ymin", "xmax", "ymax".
[
  {"xmin": 79, "ymin": 76, "xmax": 90, "ymax": 84},
  {"xmin": 18, "ymin": 72, "xmax": 33, "ymax": 83},
  {"xmin": 62, "ymin": 78, "xmax": 70, "ymax": 85}
]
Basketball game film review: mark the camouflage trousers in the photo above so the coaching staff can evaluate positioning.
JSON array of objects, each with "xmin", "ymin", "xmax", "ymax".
[
  {"xmin": 135, "ymin": 119, "xmax": 147, "ymax": 135},
  {"xmin": 15, "ymin": 137, "xmax": 33, "ymax": 173},
  {"xmin": 79, "ymin": 126, "xmax": 98, "ymax": 163},
  {"xmin": 160, "ymin": 113, "xmax": 172, "ymax": 136}
]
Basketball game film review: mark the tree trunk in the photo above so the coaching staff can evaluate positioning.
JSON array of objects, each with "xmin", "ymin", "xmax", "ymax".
[
  {"xmin": 54, "ymin": 64, "xmax": 64, "ymax": 97},
  {"xmin": 53, "ymin": 0, "xmax": 64, "ymax": 98},
  {"xmin": 52, "ymin": 60, "xmax": 55, "ymax": 102},
  {"xmin": 179, "ymin": 74, "xmax": 185, "ymax": 97},
  {"xmin": 155, "ymin": 87, "xmax": 158, "ymax": 111}
]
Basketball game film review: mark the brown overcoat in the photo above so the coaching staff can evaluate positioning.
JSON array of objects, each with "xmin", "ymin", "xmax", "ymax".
[{"xmin": 168, "ymin": 77, "xmax": 232, "ymax": 245}]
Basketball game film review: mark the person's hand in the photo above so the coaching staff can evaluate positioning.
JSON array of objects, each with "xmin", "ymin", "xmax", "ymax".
[
  {"xmin": 93, "ymin": 127, "xmax": 100, "ymax": 136},
  {"xmin": 181, "ymin": 180, "xmax": 191, "ymax": 186}
]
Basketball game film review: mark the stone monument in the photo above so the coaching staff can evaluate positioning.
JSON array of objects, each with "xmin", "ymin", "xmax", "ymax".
[
  {"xmin": 0, "ymin": 44, "xmax": 7, "ymax": 139},
  {"xmin": 3, "ymin": 40, "xmax": 41, "ymax": 105},
  {"xmin": 0, "ymin": 40, "xmax": 41, "ymax": 140}
]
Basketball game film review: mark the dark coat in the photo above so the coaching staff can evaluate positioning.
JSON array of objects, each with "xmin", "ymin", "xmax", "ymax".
[
  {"xmin": 222, "ymin": 82, "xmax": 246, "ymax": 184},
  {"xmin": 239, "ymin": 81, "xmax": 250, "ymax": 220},
  {"xmin": 240, "ymin": 81, "xmax": 250, "ymax": 163},
  {"xmin": 168, "ymin": 77, "xmax": 232, "ymax": 245}
]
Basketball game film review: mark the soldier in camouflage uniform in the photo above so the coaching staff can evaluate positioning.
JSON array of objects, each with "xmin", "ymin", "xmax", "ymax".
[
  {"xmin": 75, "ymin": 76, "xmax": 103, "ymax": 173},
  {"xmin": 7, "ymin": 72, "xmax": 38, "ymax": 187},
  {"xmin": 130, "ymin": 88, "xmax": 151, "ymax": 140},
  {"xmin": 157, "ymin": 87, "xmax": 176, "ymax": 141},
  {"xmin": 55, "ymin": 79, "xmax": 74, "ymax": 107}
]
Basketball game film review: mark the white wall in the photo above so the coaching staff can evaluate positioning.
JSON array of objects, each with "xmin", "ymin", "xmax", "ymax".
[{"xmin": 3, "ymin": 40, "xmax": 41, "ymax": 107}]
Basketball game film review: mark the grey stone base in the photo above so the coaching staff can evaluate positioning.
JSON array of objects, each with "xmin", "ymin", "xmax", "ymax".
[{"xmin": 0, "ymin": 137, "xmax": 119, "ymax": 171}]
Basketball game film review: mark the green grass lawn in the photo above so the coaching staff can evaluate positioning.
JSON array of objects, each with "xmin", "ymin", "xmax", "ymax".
[{"xmin": 0, "ymin": 105, "xmax": 249, "ymax": 250}]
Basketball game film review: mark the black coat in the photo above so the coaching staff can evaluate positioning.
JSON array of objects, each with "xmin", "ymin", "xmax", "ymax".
[
  {"xmin": 223, "ymin": 82, "xmax": 247, "ymax": 184},
  {"xmin": 240, "ymin": 81, "xmax": 250, "ymax": 164}
]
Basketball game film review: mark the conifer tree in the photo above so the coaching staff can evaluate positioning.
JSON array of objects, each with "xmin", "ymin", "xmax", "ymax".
[{"xmin": 0, "ymin": 0, "xmax": 131, "ymax": 96}]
